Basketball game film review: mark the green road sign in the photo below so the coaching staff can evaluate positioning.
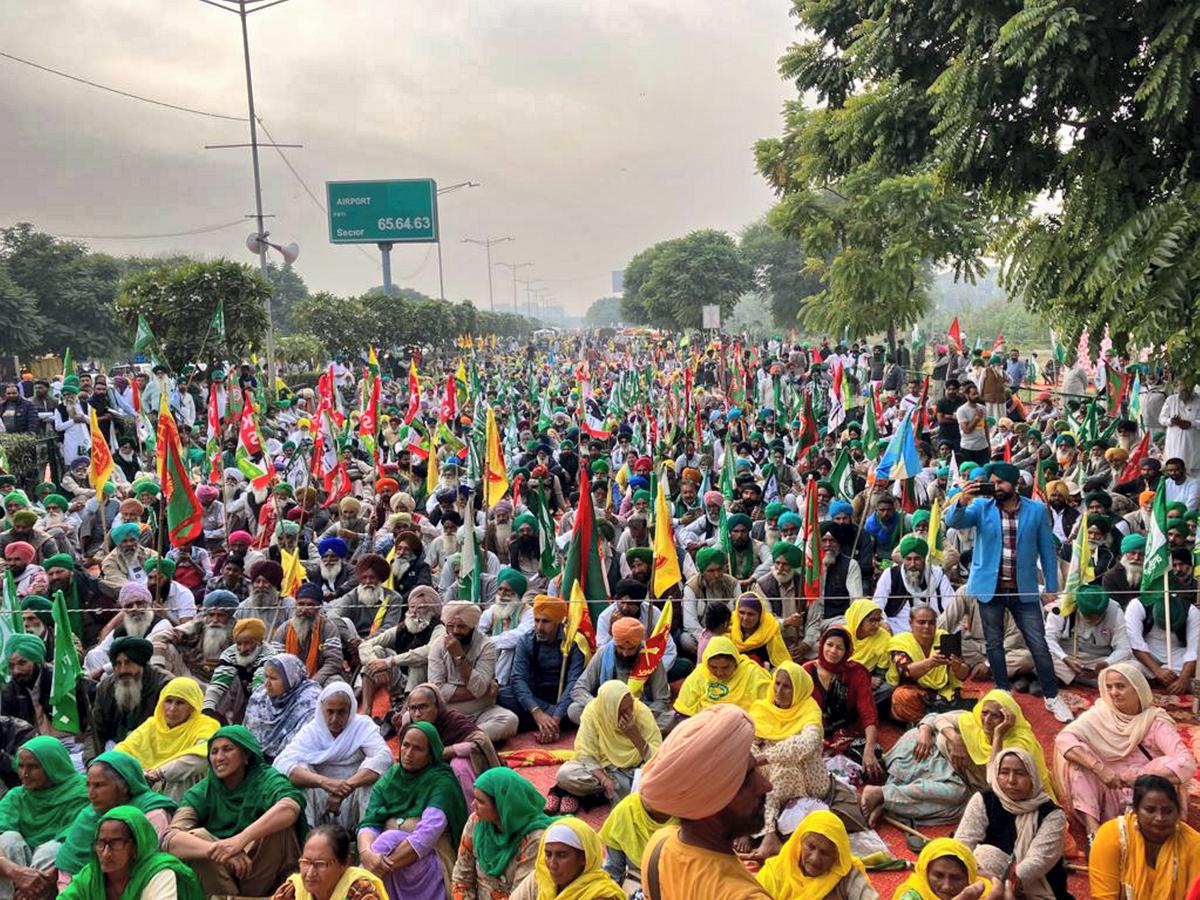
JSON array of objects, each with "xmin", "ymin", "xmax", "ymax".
[{"xmin": 326, "ymin": 179, "xmax": 439, "ymax": 244}]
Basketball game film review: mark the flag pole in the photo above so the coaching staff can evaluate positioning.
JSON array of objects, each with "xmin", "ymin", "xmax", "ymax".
[{"xmin": 1165, "ymin": 566, "xmax": 1174, "ymax": 672}]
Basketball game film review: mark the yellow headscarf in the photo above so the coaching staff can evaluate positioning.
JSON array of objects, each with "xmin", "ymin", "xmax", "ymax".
[
  {"xmin": 757, "ymin": 810, "xmax": 866, "ymax": 900},
  {"xmin": 673, "ymin": 636, "xmax": 771, "ymax": 716},
  {"xmin": 114, "ymin": 677, "xmax": 220, "ymax": 769},
  {"xmin": 729, "ymin": 593, "xmax": 791, "ymax": 667},
  {"xmin": 846, "ymin": 599, "xmax": 892, "ymax": 672},
  {"xmin": 533, "ymin": 817, "xmax": 625, "ymax": 900},
  {"xmin": 597, "ymin": 792, "xmax": 677, "ymax": 867},
  {"xmin": 884, "ymin": 629, "xmax": 957, "ymax": 699},
  {"xmin": 575, "ymin": 680, "xmax": 661, "ymax": 770},
  {"xmin": 956, "ymin": 689, "xmax": 1056, "ymax": 801},
  {"xmin": 281, "ymin": 866, "xmax": 387, "ymax": 900},
  {"xmin": 748, "ymin": 662, "xmax": 823, "ymax": 743},
  {"xmin": 893, "ymin": 837, "xmax": 992, "ymax": 900}
]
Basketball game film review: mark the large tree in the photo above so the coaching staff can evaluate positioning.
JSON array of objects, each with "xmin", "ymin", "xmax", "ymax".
[
  {"xmin": 759, "ymin": 0, "xmax": 1200, "ymax": 373},
  {"xmin": 621, "ymin": 230, "xmax": 752, "ymax": 331},
  {"xmin": 738, "ymin": 219, "xmax": 823, "ymax": 328},
  {"xmin": 0, "ymin": 223, "xmax": 127, "ymax": 359},
  {"xmin": 116, "ymin": 260, "xmax": 270, "ymax": 371},
  {"xmin": 265, "ymin": 261, "xmax": 309, "ymax": 335},
  {"xmin": 583, "ymin": 296, "xmax": 623, "ymax": 328}
]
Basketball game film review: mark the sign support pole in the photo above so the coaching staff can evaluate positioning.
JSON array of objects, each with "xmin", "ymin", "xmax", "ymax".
[{"xmin": 379, "ymin": 242, "xmax": 394, "ymax": 296}]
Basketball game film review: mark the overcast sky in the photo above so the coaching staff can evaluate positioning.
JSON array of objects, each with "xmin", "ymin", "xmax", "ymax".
[{"xmin": 1, "ymin": 0, "xmax": 797, "ymax": 316}]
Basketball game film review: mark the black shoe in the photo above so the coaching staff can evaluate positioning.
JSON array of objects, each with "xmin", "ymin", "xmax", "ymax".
[
  {"xmin": 1012, "ymin": 676, "xmax": 1031, "ymax": 693},
  {"xmin": 1029, "ymin": 678, "xmax": 1044, "ymax": 697}
]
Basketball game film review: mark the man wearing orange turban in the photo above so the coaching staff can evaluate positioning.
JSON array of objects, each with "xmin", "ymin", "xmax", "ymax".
[
  {"xmin": 499, "ymin": 594, "xmax": 586, "ymax": 744},
  {"xmin": 639, "ymin": 705, "xmax": 772, "ymax": 899},
  {"xmin": 565, "ymin": 615, "xmax": 671, "ymax": 730}
]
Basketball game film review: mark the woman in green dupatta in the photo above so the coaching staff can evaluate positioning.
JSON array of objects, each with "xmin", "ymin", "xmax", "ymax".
[
  {"xmin": 59, "ymin": 806, "xmax": 202, "ymax": 900},
  {"xmin": 358, "ymin": 721, "xmax": 469, "ymax": 896},
  {"xmin": 451, "ymin": 767, "xmax": 554, "ymax": 898},
  {"xmin": 56, "ymin": 751, "xmax": 177, "ymax": 877},
  {"xmin": 0, "ymin": 735, "xmax": 89, "ymax": 898},
  {"xmin": 163, "ymin": 724, "xmax": 306, "ymax": 897}
]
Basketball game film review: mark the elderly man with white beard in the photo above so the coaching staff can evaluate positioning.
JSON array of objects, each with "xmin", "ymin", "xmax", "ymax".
[
  {"xmin": 151, "ymin": 588, "xmax": 239, "ymax": 683},
  {"xmin": 84, "ymin": 582, "xmax": 173, "ymax": 676},
  {"xmin": 871, "ymin": 534, "xmax": 957, "ymax": 633},
  {"xmin": 358, "ymin": 584, "xmax": 444, "ymax": 711},
  {"xmin": 234, "ymin": 559, "xmax": 294, "ymax": 636},
  {"xmin": 99, "ymin": 521, "xmax": 156, "ymax": 600},
  {"xmin": 202, "ymin": 616, "xmax": 274, "ymax": 724},
  {"xmin": 92, "ymin": 636, "xmax": 170, "ymax": 750},
  {"xmin": 269, "ymin": 582, "xmax": 344, "ymax": 685},
  {"xmin": 1102, "ymin": 532, "xmax": 1146, "ymax": 609},
  {"xmin": 329, "ymin": 553, "xmax": 403, "ymax": 638},
  {"xmin": 477, "ymin": 569, "xmax": 534, "ymax": 687},
  {"xmin": 309, "ymin": 536, "xmax": 355, "ymax": 602}
]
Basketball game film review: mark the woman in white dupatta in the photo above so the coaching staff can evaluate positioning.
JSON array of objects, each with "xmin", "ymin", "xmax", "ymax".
[{"xmin": 272, "ymin": 682, "xmax": 393, "ymax": 828}]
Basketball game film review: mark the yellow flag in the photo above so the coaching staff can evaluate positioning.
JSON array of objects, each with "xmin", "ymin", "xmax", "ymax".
[
  {"xmin": 927, "ymin": 497, "xmax": 944, "ymax": 566},
  {"xmin": 483, "ymin": 407, "xmax": 509, "ymax": 507},
  {"xmin": 280, "ymin": 547, "xmax": 306, "ymax": 597},
  {"xmin": 88, "ymin": 408, "xmax": 114, "ymax": 499},
  {"xmin": 652, "ymin": 480, "xmax": 683, "ymax": 597},
  {"xmin": 426, "ymin": 428, "xmax": 440, "ymax": 499}
]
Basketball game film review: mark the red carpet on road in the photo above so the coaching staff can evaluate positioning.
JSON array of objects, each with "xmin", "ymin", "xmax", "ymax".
[{"xmin": 379, "ymin": 683, "xmax": 1200, "ymax": 899}]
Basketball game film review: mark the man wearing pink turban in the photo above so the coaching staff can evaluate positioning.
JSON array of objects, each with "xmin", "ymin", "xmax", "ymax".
[
  {"xmin": 682, "ymin": 491, "xmax": 728, "ymax": 552},
  {"xmin": 638, "ymin": 704, "xmax": 772, "ymax": 899},
  {"xmin": 3, "ymin": 541, "xmax": 45, "ymax": 598}
]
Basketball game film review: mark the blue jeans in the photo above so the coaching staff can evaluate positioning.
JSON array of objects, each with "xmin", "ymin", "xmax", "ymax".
[{"xmin": 978, "ymin": 591, "xmax": 1059, "ymax": 699}]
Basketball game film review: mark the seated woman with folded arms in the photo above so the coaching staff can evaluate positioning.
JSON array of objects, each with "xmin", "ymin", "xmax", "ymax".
[
  {"xmin": 1053, "ymin": 662, "xmax": 1195, "ymax": 845},
  {"xmin": 861, "ymin": 690, "xmax": 1055, "ymax": 828},
  {"xmin": 162, "ymin": 725, "xmax": 305, "ymax": 897},
  {"xmin": 954, "ymin": 749, "xmax": 1069, "ymax": 899}
]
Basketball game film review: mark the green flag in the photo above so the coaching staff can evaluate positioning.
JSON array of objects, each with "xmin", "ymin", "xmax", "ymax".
[
  {"xmin": 133, "ymin": 315, "xmax": 156, "ymax": 353},
  {"xmin": 211, "ymin": 300, "xmax": 226, "ymax": 342},
  {"xmin": 62, "ymin": 347, "xmax": 74, "ymax": 378},
  {"xmin": 863, "ymin": 390, "xmax": 881, "ymax": 461},
  {"xmin": 1140, "ymin": 478, "xmax": 1170, "ymax": 606},
  {"xmin": 828, "ymin": 448, "xmax": 856, "ymax": 501},
  {"xmin": 533, "ymin": 481, "xmax": 560, "ymax": 578},
  {"xmin": 50, "ymin": 589, "xmax": 83, "ymax": 734},
  {"xmin": 719, "ymin": 432, "xmax": 736, "ymax": 500},
  {"xmin": 0, "ymin": 571, "xmax": 19, "ymax": 684}
]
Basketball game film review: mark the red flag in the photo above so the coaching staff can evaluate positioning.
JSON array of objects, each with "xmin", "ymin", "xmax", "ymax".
[
  {"xmin": 801, "ymin": 477, "xmax": 822, "ymax": 606},
  {"xmin": 949, "ymin": 317, "xmax": 963, "ymax": 353},
  {"xmin": 1118, "ymin": 432, "xmax": 1151, "ymax": 485},
  {"xmin": 993, "ymin": 333, "xmax": 1005, "ymax": 353},
  {"xmin": 916, "ymin": 376, "xmax": 930, "ymax": 432},
  {"xmin": 131, "ymin": 377, "xmax": 142, "ymax": 416},
  {"xmin": 793, "ymin": 393, "xmax": 819, "ymax": 462},
  {"xmin": 439, "ymin": 374, "xmax": 457, "ymax": 423},
  {"xmin": 156, "ymin": 399, "xmax": 203, "ymax": 547},
  {"xmin": 1003, "ymin": 436, "xmax": 1012, "ymax": 462}
]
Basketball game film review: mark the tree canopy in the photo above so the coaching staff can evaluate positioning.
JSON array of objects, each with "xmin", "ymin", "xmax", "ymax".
[
  {"xmin": 757, "ymin": 0, "xmax": 1200, "ymax": 373},
  {"xmin": 115, "ymin": 259, "xmax": 271, "ymax": 371},
  {"xmin": 583, "ymin": 296, "xmax": 623, "ymax": 328},
  {"xmin": 738, "ymin": 219, "xmax": 823, "ymax": 328},
  {"xmin": 620, "ymin": 229, "xmax": 752, "ymax": 331}
]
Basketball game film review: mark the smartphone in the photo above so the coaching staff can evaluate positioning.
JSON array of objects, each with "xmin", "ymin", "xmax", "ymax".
[
  {"xmin": 975, "ymin": 482, "xmax": 996, "ymax": 496},
  {"xmin": 939, "ymin": 632, "xmax": 963, "ymax": 658}
]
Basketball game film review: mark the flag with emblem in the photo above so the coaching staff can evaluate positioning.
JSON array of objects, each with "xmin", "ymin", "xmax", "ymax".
[
  {"xmin": 133, "ymin": 315, "xmax": 156, "ymax": 353},
  {"xmin": 629, "ymin": 596, "xmax": 671, "ymax": 698},
  {"xmin": 89, "ymin": 408, "xmax": 114, "ymax": 498},
  {"xmin": 652, "ymin": 479, "xmax": 682, "ymax": 597},
  {"xmin": 156, "ymin": 394, "xmax": 204, "ymax": 547},
  {"xmin": 828, "ymin": 448, "xmax": 855, "ymax": 501},
  {"xmin": 1059, "ymin": 509, "xmax": 1095, "ymax": 617}
]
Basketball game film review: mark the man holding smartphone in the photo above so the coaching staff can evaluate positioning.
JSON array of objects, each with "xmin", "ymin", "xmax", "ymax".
[{"xmin": 946, "ymin": 461, "xmax": 1075, "ymax": 722}]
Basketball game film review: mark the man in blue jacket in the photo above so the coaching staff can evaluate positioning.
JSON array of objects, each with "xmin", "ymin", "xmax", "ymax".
[{"xmin": 945, "ymin": 461, "xmax": 1075, "ymax": 722}]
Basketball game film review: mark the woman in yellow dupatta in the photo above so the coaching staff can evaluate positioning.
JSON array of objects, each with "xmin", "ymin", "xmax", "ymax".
[
  {"xmin": 846, "ymin": 599, "xmax": 892, "ymax": 674},
  {"xmin": 115, "ymin": 677, "xmax": 220, "ymax": 800},
  {"xmin": 756, "ymin": 810, "xmax": 873, "ymax": 900},
  {"xmin": 749, "ymin": 662, "xmax": 823, "ymax": 742},
  {"xmin": 515, "ymin": 817, "xmax": 624, "ymax": 900},
  {"xmin": 673, "ymin": 636, "xmax": 771, "ymax": 717},
  {"xmin": 894, "ymin": 837, "xmax": 994, "ymax": 900},
  {"xmin": 885, "ymin": 603, "xmax": 969, "ymax": 723},
  {"xmin": 1090, "ymin": 775, "xmax": 1200, "ymax": 900},
  {"xmin": 957, "ymin": 689, "xmax": 1056, "ymax": 803},
  {"xmin": 730, "ymin": 593, "xmax": 791, "ymax": 668}
]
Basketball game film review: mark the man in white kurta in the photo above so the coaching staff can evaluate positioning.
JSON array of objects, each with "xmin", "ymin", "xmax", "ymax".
[{"xmin": 1160, "ymin": 384, "xmax": 1200, "ymax": 477}]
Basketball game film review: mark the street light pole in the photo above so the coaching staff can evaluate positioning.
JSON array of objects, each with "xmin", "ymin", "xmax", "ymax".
[
  {"xmin": 462, "ymin": 237, "xmax": 512, "ymax": 311},
  {"xmin": 199, "ymin": 0, "xmax": 294, "ymax": 398},
  {"xmin": 495, "ymin": 262, "xmax": 532, "ymax": 314},
  {"xmin": 434, "ymin": 181, "xmax": 479, "ymax": 302}
]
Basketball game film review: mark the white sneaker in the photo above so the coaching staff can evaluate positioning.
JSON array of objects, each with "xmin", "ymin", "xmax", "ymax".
[{"xmin": 1045, "ymin": 696, "xmax": 1074, "ymax": 723}]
